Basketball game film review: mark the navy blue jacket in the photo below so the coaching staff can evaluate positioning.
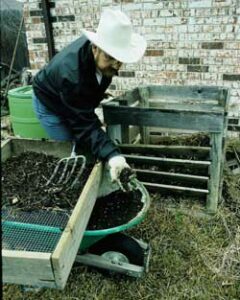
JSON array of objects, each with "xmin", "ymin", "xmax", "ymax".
[{"xmin": 33, "ymin": 36, "xmax": 120, "ymax": 161}]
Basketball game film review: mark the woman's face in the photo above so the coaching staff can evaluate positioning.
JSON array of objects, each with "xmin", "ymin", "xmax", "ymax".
[{"xmin": 92, "ymin": 45, "xmax": 123, "ymax": 78}]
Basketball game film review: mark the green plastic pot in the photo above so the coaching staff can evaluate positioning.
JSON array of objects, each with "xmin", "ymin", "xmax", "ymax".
[
  {"xmin": 80, "ymin": 180, "xmax": 150, "ymax": 251},
  {"xmin": 8, "ymin": 85, "xmax": 49, "ymax": 139}
]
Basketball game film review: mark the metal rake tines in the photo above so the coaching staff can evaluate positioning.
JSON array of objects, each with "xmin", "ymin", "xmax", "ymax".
[{"xmin": 46, "ymin": 155, "xmax": 86, "ymax": 187}]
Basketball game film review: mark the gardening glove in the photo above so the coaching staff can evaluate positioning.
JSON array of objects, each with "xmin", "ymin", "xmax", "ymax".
[
  {"xmin": 108, "ymin": 155, "xmax": 130, "ymax": 182},
  {"xmin": 98, "ymin": 165, "xmax": 120, "ymax": 198},
  {"xmin": 108, "ymin": 155, "xmax": 136, "ymax": 192},
  {"xmin": 98, "ymin": 163, "xmax": 137, "ymax": 198}
]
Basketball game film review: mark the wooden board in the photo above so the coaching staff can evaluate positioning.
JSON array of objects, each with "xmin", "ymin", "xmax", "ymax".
[
  {"xmin": 119, "ymin": 144, "xmax": 210, "ymax": 159},
  {"xmin": 10, "ymin": 137, "xmax": 72, "ymax": 158},
  {"xmin": 115, "ymin": 86, "xmax": 228, "ymax": 107},
  {"xmin": 207, "ymin": 133, "xmax": 223, "ymax": 212},
  {"xmin": 228, "ymin": 124, "xmax": 240, "ymax": 132},
  {"xmin": 2, "ymin": 250, "xmax": 56, "ymax": 288},
  {"xmin": 142, "ymin": 182, "xmax": 209, "ymax": 196},
  {"xmin": 1, "ymin": 139, "xmax": 12, "ymax": 162},
  {"xmin": 103, "ymin": 105, "xmax": 225, "ymax": 133},
  {"xmin": 148, "ymin": 99, "xmax": 224, "ymax": 113},
  {"xmin": 135, "ymin": 169, "xmax": 209, "ymax": 187},
  {"xmin": 124, "ymin": 154, "xmax": 211, "ymax": 169},
  {"xmin": 139, "ymin": 87, "xmax": 150, "ymax": 144},
  {"xmin": 147, "ymin": 85, "xmax": 228, "ymax": 106},
  {"xmin": 51, "ymin": 163, "xmax": 102, "ymax": 289}
]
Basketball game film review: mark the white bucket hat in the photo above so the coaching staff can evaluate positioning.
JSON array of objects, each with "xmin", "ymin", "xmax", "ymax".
[{"xmin": 82, "ymin": 8, "xmax": 147, "ymax": 64}]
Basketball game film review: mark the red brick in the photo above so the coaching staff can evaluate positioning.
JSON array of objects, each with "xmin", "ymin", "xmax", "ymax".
[{"xmin": 145, "ymin": 50, "xmax": 164, "ymax": 56}]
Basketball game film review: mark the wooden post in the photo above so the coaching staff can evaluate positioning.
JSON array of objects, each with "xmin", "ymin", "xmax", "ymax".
[
  {"xmin": 218, "ymin": 89, "xmax": 230, "ymax": 201},
  {"xmin": 207, "ymin": 133, "xmax": 223, "ymax": 213},
  {"xmin": 106, "ymin": 102, "xmax": 122, "ymax": 143},
  {"xmin": 139, "ymin": 87, "xmax": 150, "ymax": 144},
  {"xmin": 120, "ymin": 90, "xmax": 140, "ymax": 143},
  {"xmin": 120, "ymin": 98, "xmax": 130, "ymax": 144}
]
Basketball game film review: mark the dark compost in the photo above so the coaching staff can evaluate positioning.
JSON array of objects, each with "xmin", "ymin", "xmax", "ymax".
[{"xmin": 2, "ymin": 151, "xmax": 144, "ymax": 230}]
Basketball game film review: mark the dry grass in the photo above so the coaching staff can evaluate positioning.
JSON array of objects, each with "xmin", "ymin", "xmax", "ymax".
[
  {"xmin": 3, "ymin": 200, "xmax": 240, "ymax": 300},
  {"xmin": 3, "ymin": 139, "xmax": 240, "ymax": 300}
]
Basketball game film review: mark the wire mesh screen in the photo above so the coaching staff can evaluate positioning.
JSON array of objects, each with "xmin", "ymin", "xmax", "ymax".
[{"xmin": 2, "ymin": 209, "xmax": 70, "ymax": 253}]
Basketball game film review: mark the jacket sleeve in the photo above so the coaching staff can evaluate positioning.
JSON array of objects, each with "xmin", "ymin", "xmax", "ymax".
[{"xmin": 59, "ymin": 90, "xmax": 121, "ymax": 162}]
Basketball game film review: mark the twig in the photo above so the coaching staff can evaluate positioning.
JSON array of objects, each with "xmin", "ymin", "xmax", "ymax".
[
  {"xmin": 197, "ymin": 229, "xmax": 240, "ymax": 280},
  {"xmin": 2, "ymin": 13, "xmax": 24, "ymax": 108},
  {"xmin": 233, "ymin": 146, "xmax": 240, "ymax": 166},
  {"xmin": 219, "ymin": 213, "xmax": 232, "ymax": 239}
]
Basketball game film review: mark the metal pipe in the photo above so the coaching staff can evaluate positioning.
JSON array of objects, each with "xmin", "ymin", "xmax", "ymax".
[{"xmin": 41, "ymin": 0, "xmax": 55, "ymax": 60}]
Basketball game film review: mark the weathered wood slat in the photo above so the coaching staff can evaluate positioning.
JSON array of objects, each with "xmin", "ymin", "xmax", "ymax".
[
  {"xmin": 103, "ymin": 105, "xmax": 225, "ymax": 132},
  {"xmin": 119, "ymin": 144, "xmax": 210, "ymax": 159},
  {"xmin": 2, "ymin": 250, "xmax": 56, "ymax": 288},
  {"xmin": 228, "ymin": 124, "xmax": 240, "ymax": 132},
  {"xmin": 228, "ymin": 117, "xmax": 240, "ymax": 124},
  {"xmin": 139, "ymin": 87, "xmax": 150, "ymax": 144},
  {"xmin": 116, "ymin": 87, "xmax": 140, "ymax": 105},
  {"xmin": 149, "ymin": 131, "xmax": 201, "ymax": 143},
  {"xmin": 115, "ymin": 86, "xmax": 228, "ymax": 106},
  {"xmin": 1, "ymin": 139, "xmax": 12, "ymax": 162},
  {"xmin": 105, "ymin": 102, "xmax": 122, "ymax": 143},
  {"xmin": 147, "ymin": 85, "xmax": 227, "ymax": 104},
  {"xmin": 75, "ymin": 253, "xmax": 144, "ymax": 277},
  {"xmin": 121, "ymin": 125, "xmax": 140, "ymax": 144},
  {"xmin": 120, "ymin": 100, "xmax": 140, "ymax": 143},
  {"xmin": 107, "ymin": 124, "xmax": 122, "ymax": 143},
  {"xmin": 117, "ymin": 99, "xmax": 139, "ymax": 107},
  {"xmin": 11, "ymin": 137, "xmax": 72, "ymax": 159},
  {"xmin": 207, "ymin": 133, "xmax": 223, "ymax": 213},
  {"xmin": 148, "ymin": 98, "xmax": 219, "ymax": 105},
  {"xmin": 124, "ymin": 154, "xmax": 211, "ymax": 169},
  {"xmin": 51, "ymin": 163, "xmax": 102, "ymax": 289},
  {"xmin": 148, "ymin": 99, "xmax": 223, "ymax": 113},
  {"xmin": 142, "ymin": 182, "xmax": 209, "ymax": 195},
  {"xmin": 135, "ymin": 169, "xmax": 209, "ymax": 185}
]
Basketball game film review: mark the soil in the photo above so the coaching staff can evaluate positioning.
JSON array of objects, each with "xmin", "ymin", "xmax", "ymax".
[
  {"xmin": 153, "ymin": 132, "xmax": 210, "ymax": 147},
  {"xmin": 129, "ymin": 161, "xmax": 208, "ymax": 176},
  {"xmin": 119, "ymin": 167, "xmax": 136, "ymax": 191},
  {"xmin": 2, "ymin": 151, "xmax": 144, "ymax": 230},
  {"xmin": 2, "ymin": 151, "xmax": 93, "ymax": 211},
  {"xmin": 88, "ymin": 190, "xmax": 143, "ymax": 230},
  {"xmin": 123, "ymin": 133, "xmax": 211, "ymax": 177}
]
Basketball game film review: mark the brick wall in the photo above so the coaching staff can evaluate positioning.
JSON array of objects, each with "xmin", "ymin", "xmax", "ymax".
[{"xmin": 24, "ymin": 0, "xmax": 240, "ymax": 116}]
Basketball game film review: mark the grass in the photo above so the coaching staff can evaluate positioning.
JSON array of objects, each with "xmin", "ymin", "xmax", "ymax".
[
  {"xmin": 3, "ymin": 199, "xmax": 239, "ymax": 299},
  {"xmin": 3, "ymin": 139, "xmax": 240, "ymax": 300}
]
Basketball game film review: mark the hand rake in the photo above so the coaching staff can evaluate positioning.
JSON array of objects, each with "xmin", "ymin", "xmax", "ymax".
[{"xmin": 46, "ymin": 142, "xmax": 86, "ymax": 188}]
